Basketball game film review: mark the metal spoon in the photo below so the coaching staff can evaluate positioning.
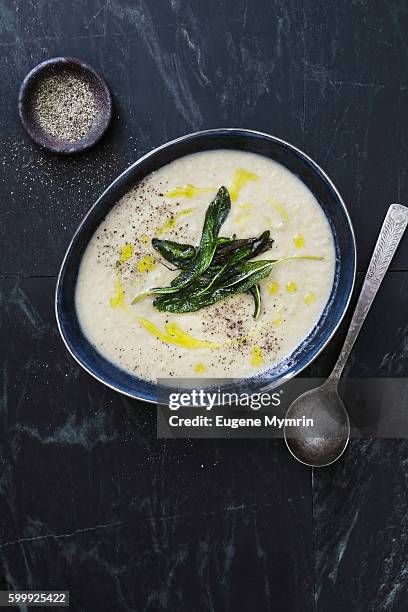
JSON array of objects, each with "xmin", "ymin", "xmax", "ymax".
[{"xmin": 284, "ymin": 203, "xmax": 408, "ymax": 467}]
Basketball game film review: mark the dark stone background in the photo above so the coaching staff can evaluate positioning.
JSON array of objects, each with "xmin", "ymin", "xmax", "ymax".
[{"xmin": 0, "ymin": 1, "xmax": 407, "ymax": 610}]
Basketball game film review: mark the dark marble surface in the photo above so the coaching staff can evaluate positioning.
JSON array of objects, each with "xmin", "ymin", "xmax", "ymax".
[{"xmin": 0, "ymin": 1, "xmax": 407, "ymax": 610}]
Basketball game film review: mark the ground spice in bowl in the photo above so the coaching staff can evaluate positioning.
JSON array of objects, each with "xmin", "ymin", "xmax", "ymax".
[
  {"xmin": 33, "ymin": 72, "xmax": 97, "ymax": 143},
  {"xmin": 18, "ymin": 57, "xmax": 112, "ymax": 155}
]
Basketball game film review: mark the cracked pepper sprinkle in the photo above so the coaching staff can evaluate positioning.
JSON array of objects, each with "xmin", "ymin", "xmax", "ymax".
[{"xmin": 33, "ymin": 72, "xmax": 97, "ymax": 142}]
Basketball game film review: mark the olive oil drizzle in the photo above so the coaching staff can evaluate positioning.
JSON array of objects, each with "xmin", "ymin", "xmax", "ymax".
[
  {"xmin": 165, "ymin": 168, "xmax": 259, "ymax": 204},
  {"xmin": 166, "ymin": 184, "xmax": 215, "ymax": 198},
  {"xmin": 109, "ymin": 271, "xmax": 219, "ymax": 349},
  {"xmin": 156, "ymin": 208, "xmax": 194, "ymax": 236},
  {"xmin": 229, "ymin": 168, "xmax": 259, "ymax": 201}
]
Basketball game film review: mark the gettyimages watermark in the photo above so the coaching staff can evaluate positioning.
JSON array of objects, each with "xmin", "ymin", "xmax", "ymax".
[
  {"xmin": 167, "ymin": 388, "xmax": 282, "ymax": 411},
  {"xmin": 156, "ymin": 378, "xmax": 408, "ymax": 439}
]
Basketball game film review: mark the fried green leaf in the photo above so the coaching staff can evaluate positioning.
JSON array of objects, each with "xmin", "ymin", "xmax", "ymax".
[
  {"xmin": 132, "ymin": 186, "xmax": 231, "ymax": 302},
  {"xmin": 153, "ymin": 260, "xmax": 274, "ymax": 313},
  {"xmin": 152, "ymin": 232, "xmax": 273, "ymax": 272},
  {"xmin": 153, "ymin": 256, "xmax": 323, "ymax": 314},
  {"xmin": 248, "ymin": 284, "xmax": 261, "ymax": 319},
  {"xmin": 197, "ymin": 230, "xmax": 272, "ymax": 294},
  {"xmin": 151, "ymin": 238, "xmax": 196, "ymax": 268}
]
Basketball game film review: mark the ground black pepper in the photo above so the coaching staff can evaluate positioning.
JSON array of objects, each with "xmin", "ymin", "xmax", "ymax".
[{"xmin": 33, "ymin": 72, "xmax": 97, "ymax": 142}]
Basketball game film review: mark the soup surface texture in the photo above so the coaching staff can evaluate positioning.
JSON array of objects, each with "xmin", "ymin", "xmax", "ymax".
[{"xmin": 76, "ymin": 150, "xmax": 336, "ymax": 381}]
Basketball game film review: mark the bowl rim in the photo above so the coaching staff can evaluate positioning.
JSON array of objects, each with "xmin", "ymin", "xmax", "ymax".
[
  {"xmin": 18, "ymin": 56, "xmax": 112, "ymax": 155},
  {"xmin": 55, "ymin": 127, "xmax": 357, "ymax": 403}
]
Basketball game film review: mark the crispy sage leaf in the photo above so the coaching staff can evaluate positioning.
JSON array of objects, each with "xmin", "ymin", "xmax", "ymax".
[
  {"xmin": 197, "ymin": 230, "xmax": 272, "ymax": 294},
  {"xmin": 151, "ymin": 238, "xmax": 196, "ymax": 268},
  {"xmin": 152, "ymin": 233, "xmax": 273, "ymax": 269},
  {"xmin": 153, "ymin": 260, "xmax": 274, "ymax": 313},
  {"xmin": 153, "ymin": 256, "xmax": 323, "ymax": 314},
  {"xmin": 248, "ymin": 284, "xmax": 261, "ymax": 319},
  {"xmin": 132, "ymin": 186, "xmax": 231, "ymax": 302}
]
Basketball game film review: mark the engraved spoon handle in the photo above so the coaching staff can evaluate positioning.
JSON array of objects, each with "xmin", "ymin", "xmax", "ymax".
[{"xmin": 329, "ymin": 204, "xmax": 408, "ymax": 381}]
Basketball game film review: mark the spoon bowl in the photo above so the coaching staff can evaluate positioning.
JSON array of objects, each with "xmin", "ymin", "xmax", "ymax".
[{"xmin": 284, "ymin": 383, "xmax": 350, "ymax": 467}]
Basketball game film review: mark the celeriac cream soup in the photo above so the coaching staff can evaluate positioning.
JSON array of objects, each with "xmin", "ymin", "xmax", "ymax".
[{"xmin": 75, "ymin": 150, "xmax": 335, "ymax": 381}]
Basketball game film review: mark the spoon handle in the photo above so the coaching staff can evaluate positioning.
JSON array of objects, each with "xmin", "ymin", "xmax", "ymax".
[{"xmin": 329, "ymin": 203, "xmax": 408, "ymax": 381}]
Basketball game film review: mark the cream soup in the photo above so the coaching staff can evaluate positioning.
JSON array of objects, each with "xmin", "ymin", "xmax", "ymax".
[{"xmin": 75, "ymin": 150, "xmax": 335, "ymax": 381}]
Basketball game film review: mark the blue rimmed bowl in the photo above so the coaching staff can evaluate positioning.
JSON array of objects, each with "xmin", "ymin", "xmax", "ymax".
[{"xmin": 56, "ymin": 129, "xmax": 356, "ymax": 403}]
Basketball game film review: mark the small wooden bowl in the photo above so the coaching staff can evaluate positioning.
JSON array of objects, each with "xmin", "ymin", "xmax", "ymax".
[{"xmin": 18, "ymin": 57, "xmax": 112, "ymax": 155}]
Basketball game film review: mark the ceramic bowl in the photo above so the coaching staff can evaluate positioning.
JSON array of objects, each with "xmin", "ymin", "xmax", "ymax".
[
  {"xmin": 18, "ymin": 56, "xmax": 112, "ymax": 155},
  {"xmin": 56, "ymin": 129, "xmax": 356, "ymax": 403}
]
